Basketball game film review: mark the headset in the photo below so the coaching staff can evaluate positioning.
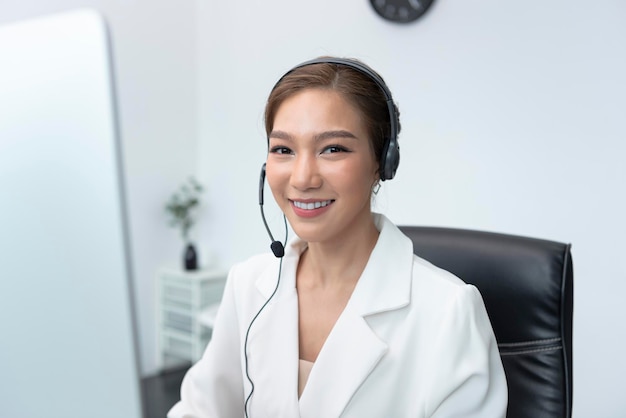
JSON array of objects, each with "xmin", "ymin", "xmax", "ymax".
[{"xmin": 247, "ymin": 57, "xmax": 400, "ymax": 417}]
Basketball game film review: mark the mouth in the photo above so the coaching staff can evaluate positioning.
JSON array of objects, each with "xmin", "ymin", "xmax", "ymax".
[
  {"xmin": 291, "ymin": 199, "xmax": 334, "ymax": 211},
  {"xmin": 291, "ymin": 199, "xmax": 334, "ymax": 210}
]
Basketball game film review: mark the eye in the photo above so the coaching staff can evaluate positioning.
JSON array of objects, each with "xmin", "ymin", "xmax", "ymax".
[
  {"xmin": 269, "ymin": 146, "xmax": 293, "ymax": 155},
  {"xmin": 322, "ymin": 145, "xmax": 349, "ymax": 154}
]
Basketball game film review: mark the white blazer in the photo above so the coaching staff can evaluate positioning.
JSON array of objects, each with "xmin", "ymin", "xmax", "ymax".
[{"xmin": 168, "ymin": 214, "xmax": 507, "ymax": 418}]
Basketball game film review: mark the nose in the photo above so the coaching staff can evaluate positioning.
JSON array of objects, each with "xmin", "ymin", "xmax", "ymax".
[{"xmin": 290, "ymin": 153, "xmax": 322, "ymax": 191}]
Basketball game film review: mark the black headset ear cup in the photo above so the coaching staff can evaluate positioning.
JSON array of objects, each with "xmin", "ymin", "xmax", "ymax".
[
  {"xmin": 380, "ymin": 94, "xmax": 400, "ymax": 181},
  {"xmin": 380, "ymin": 136, "xmax": 400, "ymax": 181}
]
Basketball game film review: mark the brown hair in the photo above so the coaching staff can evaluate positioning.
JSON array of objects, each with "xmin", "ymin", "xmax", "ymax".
[{"xmin": 264, "ymin": 57, "xmax": 400, "ymax": 175}]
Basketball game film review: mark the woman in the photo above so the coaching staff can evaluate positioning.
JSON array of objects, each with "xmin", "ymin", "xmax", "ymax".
[{"xmin": 168, "ymin": 57, "xmax": 507, "ymax": 417}]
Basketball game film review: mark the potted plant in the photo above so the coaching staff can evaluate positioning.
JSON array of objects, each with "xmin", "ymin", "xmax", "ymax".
[{"xmin": 165, "ymin": 177, "xmax": 204, "ymax": 270}]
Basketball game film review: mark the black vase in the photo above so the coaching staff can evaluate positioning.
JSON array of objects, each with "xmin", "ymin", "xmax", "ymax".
[{"xmin": 184, "ymin": 243, "xmax": 198, "ymax": 271}]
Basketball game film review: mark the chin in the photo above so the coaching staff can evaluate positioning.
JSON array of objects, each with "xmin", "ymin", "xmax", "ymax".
[{"xmin": 288, "ymin": 222, "xmax": 327, "ymax": 244}]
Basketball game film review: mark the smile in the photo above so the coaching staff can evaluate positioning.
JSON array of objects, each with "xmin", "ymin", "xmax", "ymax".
[{"xmin": 292, "ymin": 200, "xmax": 334, "ymax": 210}]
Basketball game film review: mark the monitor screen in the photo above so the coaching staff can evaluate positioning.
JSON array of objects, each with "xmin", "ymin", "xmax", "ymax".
[{"xmin": 0, "ymin": 9, "xmax": 144, "ymax": 418}]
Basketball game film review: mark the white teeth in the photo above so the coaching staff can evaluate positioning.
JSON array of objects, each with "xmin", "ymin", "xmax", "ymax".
[{"xmin": 294, "ymin": 200, "xmax": 332, "ymax": 210}]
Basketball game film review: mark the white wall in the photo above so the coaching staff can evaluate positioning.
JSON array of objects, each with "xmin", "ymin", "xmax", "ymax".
[
  {"xmin": 195, "ymin": 1, "xmax": 626, "ymax": 417},
  {"xmin": 0, "ymin": 1, "xmax": 197, "ymax": 376}
]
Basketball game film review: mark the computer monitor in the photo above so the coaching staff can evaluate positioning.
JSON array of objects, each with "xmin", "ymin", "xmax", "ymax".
[{"xmin": 0, "ymin": 9, "xmax": 144, "ymax": 417}]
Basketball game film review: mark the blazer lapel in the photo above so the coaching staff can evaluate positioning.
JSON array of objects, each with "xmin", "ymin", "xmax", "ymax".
[
  {"xmin": 247, "ymin": 246, "xmax": 302, "ymax": 417},
  {"xmin": 298, "ymin": 310, "xmax": 388, "ymax": 418}
]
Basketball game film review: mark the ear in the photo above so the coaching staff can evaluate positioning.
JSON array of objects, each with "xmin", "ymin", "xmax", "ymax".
[
  {"xmin": 372, "ymin": 165, "xmax": 381, "ymax": 185},
  {"xmin": 371, "ymin": 167, "xmax": 381, "ymax": 193}
]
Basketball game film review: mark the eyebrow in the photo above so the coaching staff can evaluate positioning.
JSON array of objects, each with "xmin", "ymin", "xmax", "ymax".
[{"xmin": 268, "ymin": 130, "xmax": 357, "ymax": 142}]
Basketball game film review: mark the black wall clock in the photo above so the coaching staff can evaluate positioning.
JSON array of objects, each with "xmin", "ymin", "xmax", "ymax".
[{"xmin": 370, "ymin": 0, "xmax": 435, "ymax": 23}]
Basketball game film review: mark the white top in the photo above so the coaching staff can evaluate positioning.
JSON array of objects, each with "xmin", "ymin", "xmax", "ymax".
[
  {"xmin": 168, "ymin": 214, "xmax": 508, "ymax": 418},
  {"xmin": 298, "ymin": 359, "xmax": 315, "ymax": 399}
]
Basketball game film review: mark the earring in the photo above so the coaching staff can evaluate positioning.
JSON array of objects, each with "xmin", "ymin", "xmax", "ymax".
[{"xmin": 372, "ymin": 181, "xmax": 381, "ymax": 195}]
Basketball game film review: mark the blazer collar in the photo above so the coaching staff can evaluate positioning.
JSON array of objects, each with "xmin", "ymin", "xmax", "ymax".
[
  {"xmin": 345, "ymin": 213, "xmax": 414, "ymax": 316},
  {"xmin": 252, "ymin": 213, "xmax": 415, "ymax": 417}
]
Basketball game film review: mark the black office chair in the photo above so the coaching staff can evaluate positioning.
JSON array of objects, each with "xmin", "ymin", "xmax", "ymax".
[{"xmin": 398, "ymin": 226, "xmax": 573, "ymax": 418}]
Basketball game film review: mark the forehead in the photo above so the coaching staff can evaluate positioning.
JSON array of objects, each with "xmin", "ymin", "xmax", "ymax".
[{"xmin": 273, "ymin": 88, "xmax": 364, "ymax": 130}]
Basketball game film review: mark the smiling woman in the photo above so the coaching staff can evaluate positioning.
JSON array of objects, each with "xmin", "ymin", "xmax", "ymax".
[{"xmin": 168, "ymin": 57, "xmax": 508, "ymax": 418}]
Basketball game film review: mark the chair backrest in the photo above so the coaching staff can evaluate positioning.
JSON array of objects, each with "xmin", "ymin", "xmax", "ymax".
[{"xmin": 398, "ymin": 226, "xmax": 573, "ymax": 418}]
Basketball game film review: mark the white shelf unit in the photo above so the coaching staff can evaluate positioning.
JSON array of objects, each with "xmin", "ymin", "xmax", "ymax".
[{"xmin": 157, "ymin": 268, "xmax": 227, "ymax": 368}]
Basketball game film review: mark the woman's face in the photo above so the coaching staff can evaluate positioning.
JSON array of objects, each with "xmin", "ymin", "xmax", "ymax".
[{"xmin": 266, "ymin": 88, "xmax": 379, "ymax": 245}]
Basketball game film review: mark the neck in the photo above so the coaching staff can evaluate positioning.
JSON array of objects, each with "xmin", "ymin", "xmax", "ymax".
[{"xmin": 297, "ymin": 217, "xmax": 379, "ymax": 290}]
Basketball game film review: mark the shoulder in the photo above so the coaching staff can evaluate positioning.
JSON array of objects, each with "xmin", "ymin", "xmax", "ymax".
[
  {"xmin": 411, "ymin": 253, "xmax": 471, "ymax": 295},
  {"xmin": 409, "ymin": 254, "xmax": 489, "ymax": 324},
  {"xmin": 409, "ymin": 256, "xmax": 507, "ymax": 416},
  {"xmin": 229, "ymin": 252, "xmax": 276, "ymax": 276},
  {"xmin": 225, "ymin": 252, "xmax": 277, "ymax": 292},
  {"xmin": 372, "ymin": 214, "xmax": 485, "ymax": 310}
]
